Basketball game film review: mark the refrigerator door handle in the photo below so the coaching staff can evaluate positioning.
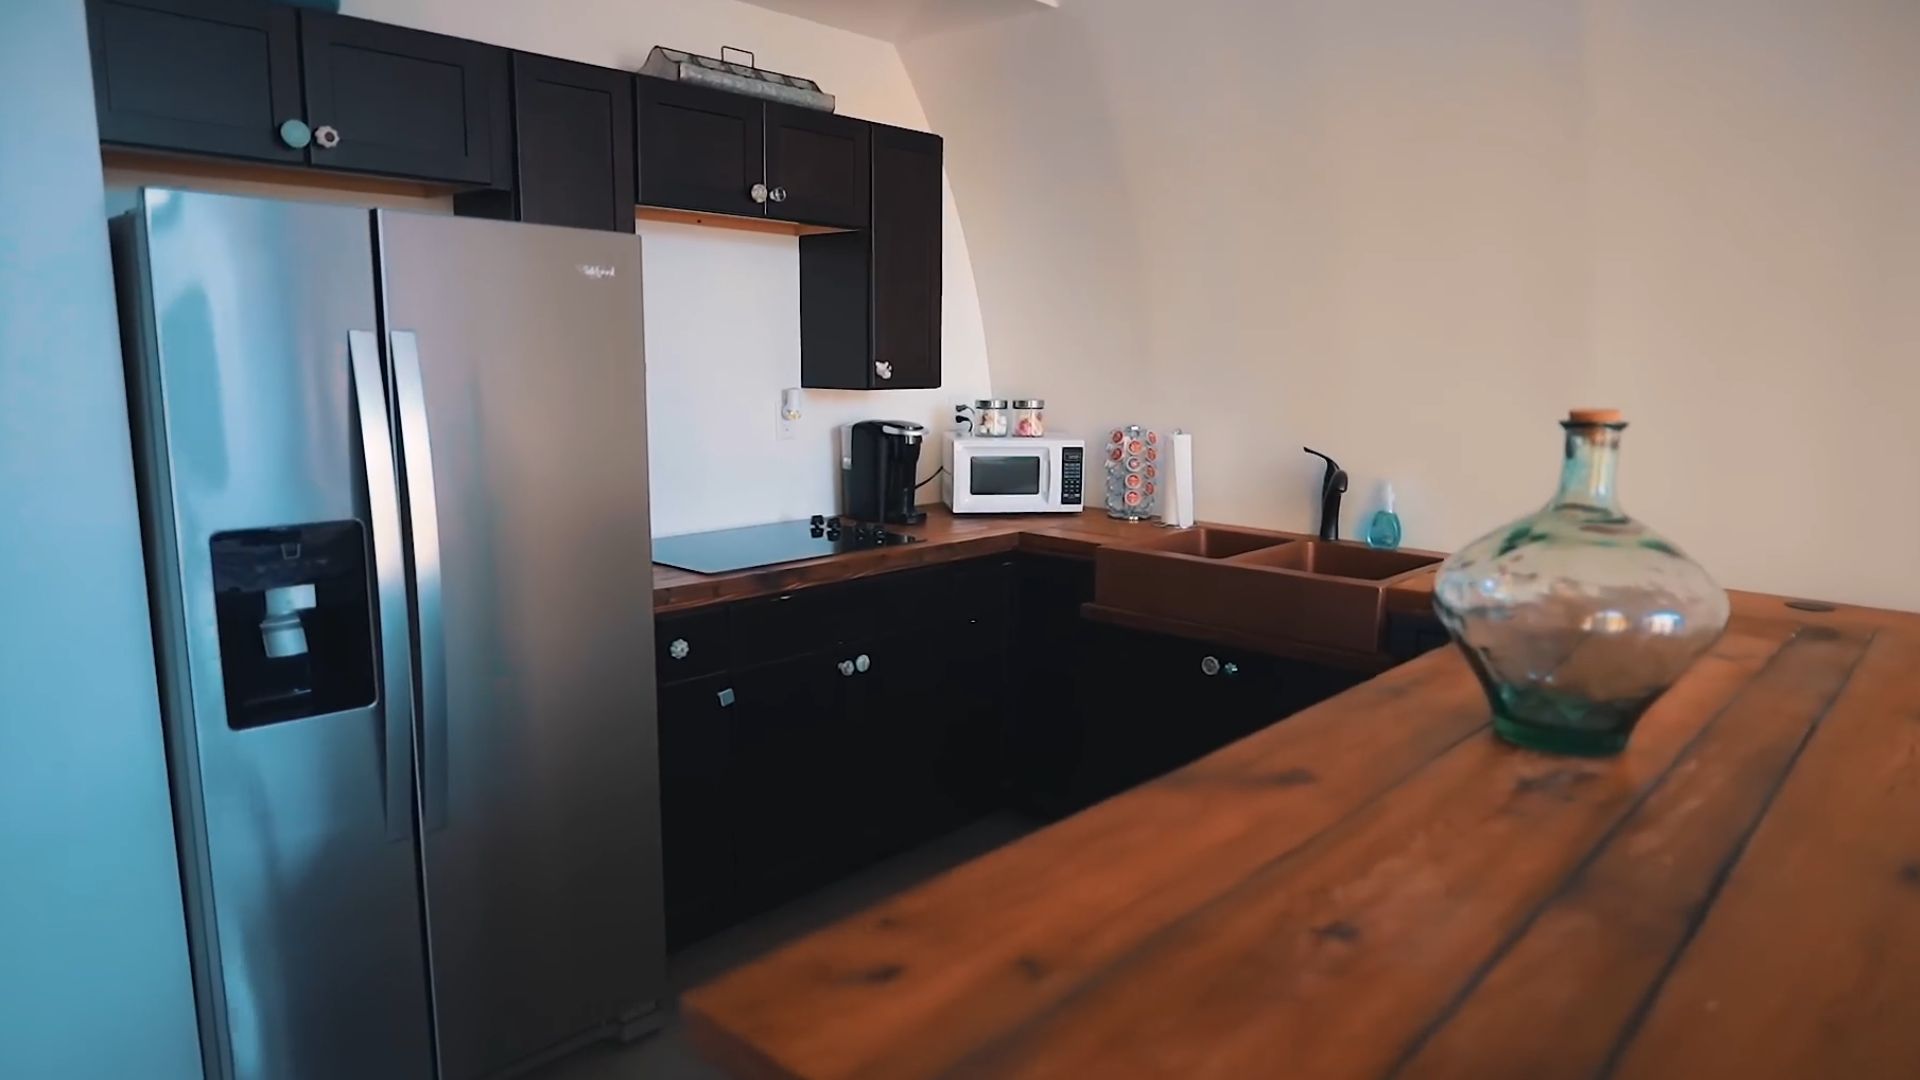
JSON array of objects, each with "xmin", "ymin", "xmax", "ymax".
[
  {"xmin": 349, "ymin": 330, "xmax": 417, "ymax": 842},
  {"xmin": 390, "ymin": 329, "xmax": 449, "ymax": 833}
]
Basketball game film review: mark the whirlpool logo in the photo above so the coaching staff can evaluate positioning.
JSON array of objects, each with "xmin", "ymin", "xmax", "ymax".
[{"xmin": 577, "ymin": 264, "xmax": 618, "ymax": 280}]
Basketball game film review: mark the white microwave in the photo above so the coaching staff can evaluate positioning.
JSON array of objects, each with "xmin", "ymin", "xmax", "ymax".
[{"xmin": 942, "ymin": 434, "xmax": 1086, "ymax": 514}]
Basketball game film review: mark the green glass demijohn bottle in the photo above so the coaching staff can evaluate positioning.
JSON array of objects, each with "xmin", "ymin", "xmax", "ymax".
[{"xmin": 1433, "ymin": 409, "xmax": 1730, "ymax": 756}]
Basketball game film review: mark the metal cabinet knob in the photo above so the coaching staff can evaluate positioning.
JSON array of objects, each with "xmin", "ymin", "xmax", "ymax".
[
  {"xmin": 769, "ymin": 186, "xmax": 788, "ymax": 203},
  {"xmin": 855, "ymin": 653, "xmax": 871, "ymax": 674},
  {"xmin": 1223, "ymin": 661, "xmax": 1240, "ymax": 677},
  {"xmin": 667, "ymin": 638, "xmax": 690, "ymax": 660},
  {"xmin": 716, "ymin": 688, "xmax": 735, "ymax": 707},
  {"xmin": 313, "ymin": 124, "xmax": 341, "ymax": 150},
  {"xmin": 278, "ymin": 119, "xmax": 312, "ymax": 149},
  {"xmin": 838, "ymin": 659, "xmax": 856, "ymax": 677},
  {"xmin": 751, "ymin": 182, "xmax": 769, "ymax": 204},
  {"xmin": 875, "ymin": 361, "xmax": 894, "ymax": 381},
  {"xmin": 1201, "ymin": 655, "xmax": 1221, "ymax": 677}
]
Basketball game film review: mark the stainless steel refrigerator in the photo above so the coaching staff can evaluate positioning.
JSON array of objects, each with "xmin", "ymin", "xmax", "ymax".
[{"xmin": 112, "ymin": 188, "xmax": 665, "ymax": 1080}]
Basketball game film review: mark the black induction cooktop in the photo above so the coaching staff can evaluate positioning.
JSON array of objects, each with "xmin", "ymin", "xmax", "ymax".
[{"xmin": 651, "ymin": 515, "xmax": 922, "ymax": 575}]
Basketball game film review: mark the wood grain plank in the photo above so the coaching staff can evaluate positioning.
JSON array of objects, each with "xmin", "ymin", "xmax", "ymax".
[
  {"xmin": 1391, "ymin": 626, "xmax": 1870, "ymax": 1080},
  {"xmin": 1608, "ymin": 630, "xmax": 1920, "ymax": 1080},
  {"xmin": 685, "ymin": 650, "xmax": 1492, "ymax": 1080},
  {"xmin": 940, "ymin": 631, "xmax": 1779, "ymax": 1080}
]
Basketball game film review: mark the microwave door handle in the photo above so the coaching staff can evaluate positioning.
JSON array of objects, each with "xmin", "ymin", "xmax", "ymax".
[
  {"xmin": 390, "ymin": 329, "xmax": 448, "ymax": 833},
  {"xmin": 348, "ymin": 331, "xmax": 415, "ymax": 842},
  {"xmin": 1039, "ymin": 450, "xmax": 1051, "ymax": 502}
]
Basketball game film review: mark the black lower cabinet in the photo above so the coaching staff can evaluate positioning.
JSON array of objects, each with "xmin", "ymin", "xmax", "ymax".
[
  {"xmin": 729, "ymin": 651, "xmax": 849, "ymax": 914},
  {"xmin": 1074, "ymin": 623, "xmax": 1367, "ymax": 803},
  {"xmin": 657, "ymin": 673, "xmax": 737, "ymax": 951},
  {"xmin": 1005, "ymin": 556, "xmax": 1096, "ymax": 814},
  {"xmin": 652, "ymin": 553, "xmax": 1369, "ymax": 950}
]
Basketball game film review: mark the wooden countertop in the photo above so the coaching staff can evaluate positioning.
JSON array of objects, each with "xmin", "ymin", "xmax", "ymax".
[
  {"xmin": 684, "ymin": 600, "xmax": 1920, "ymax": 1079},
  {"xmin": 652, "ymin": 508, "xmax": 1180, "ymax": 613}
]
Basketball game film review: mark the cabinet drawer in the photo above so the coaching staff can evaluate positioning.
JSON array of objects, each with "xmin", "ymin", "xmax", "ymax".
[
  {"xmin": 656, "ymin": 607, "xmax": 729, "ymax": 684},
  {"xmin": 730, "ymin": 590, "xmax": 824, "ymax": 667},
  {"xmin": 731, "ymin": 581, "xmax": 883, "ymax": 667}
]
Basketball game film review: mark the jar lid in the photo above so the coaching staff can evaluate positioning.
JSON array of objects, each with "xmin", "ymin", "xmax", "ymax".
[
  {"xmin": 975, "ymin": 399, "xmax": 1009, "ymax": 409},
  {"xmin": 1011, "ymin": 399, "xmax": 1045, "ymax": 409},
  {"xmin": 1566, "ymin": 407, "xmax": 1625, "ymax": 425}
]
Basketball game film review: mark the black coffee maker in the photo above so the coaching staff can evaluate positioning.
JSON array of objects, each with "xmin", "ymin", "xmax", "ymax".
[{"xmin": 845, "ymin": 420, "xmax": 927, "ymax": 525}]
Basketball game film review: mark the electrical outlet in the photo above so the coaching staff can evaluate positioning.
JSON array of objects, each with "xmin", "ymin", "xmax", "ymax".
[{"xmin": 777, "ymin": 387, "xmax": 802, "ymax": 441}]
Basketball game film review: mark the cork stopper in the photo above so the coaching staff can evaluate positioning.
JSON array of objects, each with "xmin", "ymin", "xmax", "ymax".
[{"xmin": 1566, "ymin": 408, "xmax": 1625, "ymax": 426}]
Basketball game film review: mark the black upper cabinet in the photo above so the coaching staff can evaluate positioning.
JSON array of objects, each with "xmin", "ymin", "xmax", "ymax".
[
  {"xmin": 87, "ymin": 0, "xmax": 305, "ymax": 163},
  {"xmin": 458, "ymin": 53, "xmax": 635, "ymax": 232},
  {"xmin": 635, "ymin": 81, "xmax": 873, "ymax": 229},
  {"xmin": 299, "ymin": 12, "xmax": 508, "ymax": 186},
  {"xmin": 799, "ymin": 124, "xmax": 943, "ymax": 390},
  {"xmin": 870, "ymin": 125, "xmax": 943, "ymax": 389},
  {"xmin": 635, "ymin": 77, "xmax": 765, "ymax": 218},
  {"xmin": 764, "ymin": 105, "xmax": 870, "ymax": 229}
]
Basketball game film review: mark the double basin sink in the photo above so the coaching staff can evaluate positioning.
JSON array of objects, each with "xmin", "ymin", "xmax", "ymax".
[{"xmin": 1093, "ymin": 526, "xmax": 1442, "ymax": 655}]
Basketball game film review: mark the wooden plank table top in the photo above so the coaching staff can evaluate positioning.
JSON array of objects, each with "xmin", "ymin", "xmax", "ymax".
[{"xmin": 683, "ymin": 601, "xmax": 1920, "ymax": 1080}]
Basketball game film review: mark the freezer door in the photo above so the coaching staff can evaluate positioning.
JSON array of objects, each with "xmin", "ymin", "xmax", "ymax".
[
  {"xmin": 121, "ymin": 189, "xmax": 433, "ymax": 1079},
  {"xmin": 376, "ymin": 211, "xmax": 665, "ymax": 1079}
]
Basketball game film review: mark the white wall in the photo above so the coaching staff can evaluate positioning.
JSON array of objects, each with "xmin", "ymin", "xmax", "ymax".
[
  {"xmin": 903, "ymin": 0, "xmax": 1920, "ymax": 611},
  {"xmin": 2, "ymin": 2, "xmax": 203, "ymax": 1075},
  {"xmin": 347, "ymin": 0, "xmax": 994, "ymax": 535}
]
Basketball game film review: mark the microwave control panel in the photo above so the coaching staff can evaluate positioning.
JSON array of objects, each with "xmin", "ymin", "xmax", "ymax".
[{"xmin": 1061, "ymin": 446, "xmax": 1084, "ymax": 505}]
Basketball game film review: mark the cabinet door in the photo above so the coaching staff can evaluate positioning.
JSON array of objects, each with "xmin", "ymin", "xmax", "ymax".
[
  {"xmin": 299, "ymin": 11, "xmax": 508, "ymax": 185},
  {"xmin": 845, "ymin": 634, "xmax": 955, "ymax": 860},
  {"xmin": 870, "ymin": 126, "xmax": 943, "ymax": 389},
  {"xmin": 87, "ymin": 0, "xmax": 304, "ymax": 163},
  {"xmin": 500, "ymin": 54, "xmax": 635, "ymax": 232},
  {"xmin": 658, "ymin": 674, "xmax": 738, "ymax": 951},
  {"xmin": 635, "ymin": 77, "xmax": 765, "ymax": 217},
  {"xmin": 1007, "ymin": 556, "xmax": 1096, "ymax": 813},
  {"xmin": 729, "ymin": 653, "xmax": 850, "ymax": 914},
  {"xmin": 764, "ymin": 105, "xmax": 869, "ymax": 229}
]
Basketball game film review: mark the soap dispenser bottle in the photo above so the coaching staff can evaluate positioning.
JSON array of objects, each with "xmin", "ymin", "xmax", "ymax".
[{"xmin": 1366, "ymin": 483, "xmax": 1403, "ymax": 550}]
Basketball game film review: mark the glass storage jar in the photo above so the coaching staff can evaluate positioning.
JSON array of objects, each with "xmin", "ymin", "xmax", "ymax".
[
  {"xmin": 971, "ymin": 399, "xmax": 1010, "ymax": 438},
  {"xmin": 1012, "ymin": 399, "xmax": 1046, "ymax": 437}
]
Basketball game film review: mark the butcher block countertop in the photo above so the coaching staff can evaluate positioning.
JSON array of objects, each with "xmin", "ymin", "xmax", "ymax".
[
  {"xmin": 652, "ymin": 509, "xmax": 1185, "ymax": 613},
  {"xmin": 684, "ymin": 595, "xmax": 1920, "ymax": 1079}
]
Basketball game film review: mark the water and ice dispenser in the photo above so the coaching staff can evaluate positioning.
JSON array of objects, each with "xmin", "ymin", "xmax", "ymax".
[{"xmin": 210, "ymin": 521, "xmax": 377, "ymax": 729}]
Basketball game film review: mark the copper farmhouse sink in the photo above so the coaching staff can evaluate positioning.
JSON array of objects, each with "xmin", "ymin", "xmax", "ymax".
[{"xmin": 1095, "ymin": 528, "xmax": 1442, "ymax": 654}]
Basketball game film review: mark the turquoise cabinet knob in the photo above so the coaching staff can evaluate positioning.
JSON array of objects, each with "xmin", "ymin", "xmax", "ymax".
[{"xmin": 278, "ymin": 119, "xmax": 313, "ymax": 149}]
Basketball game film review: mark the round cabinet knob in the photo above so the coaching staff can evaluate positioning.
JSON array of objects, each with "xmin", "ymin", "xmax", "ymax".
[
  {"xmin": 750, "ymin": 182, "xmax": 770, "ymax": 204},
  {"xmin": 770, "ymin": 186, "xmax": 788, "ymax": 203},
  {"xmin": 278, "ymin": 119, "xmax": 313, "ymax": 149},
  {"xmin": 875, "ymin": 361, "xmax": 894, "ymax": 381},
  {"xmin": 1200, "ymin": 655, "xmax": 1221, "ymax": 677},
  {"xmin": 838, "ymin": 659, "xmax": 856, "ymax": 677},
  {"xmin": 313, "ymin": 124, "xmax": 341, "ymax": 150},
  {"xmin": 854, "ymin": 653, "xmax": 871, "ymax": 674},
  {"xmin": 667, "ymin": 638, "xmax": 690, "ymax": 661}
]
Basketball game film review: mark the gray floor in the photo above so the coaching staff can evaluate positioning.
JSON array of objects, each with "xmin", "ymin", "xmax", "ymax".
[{"xmin": 526, "ymin": 811, "xmax": 1041, "ymax": 1080}]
